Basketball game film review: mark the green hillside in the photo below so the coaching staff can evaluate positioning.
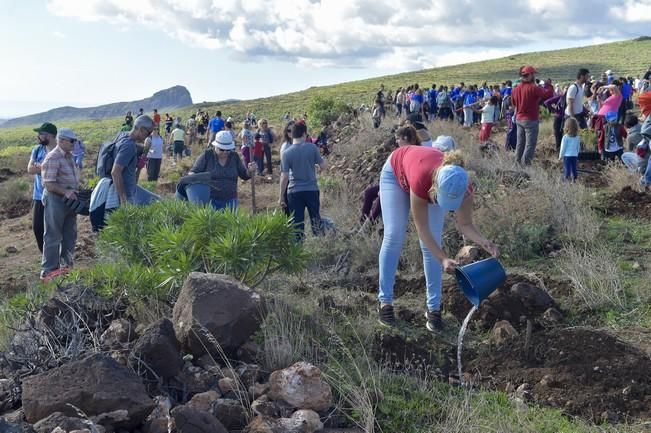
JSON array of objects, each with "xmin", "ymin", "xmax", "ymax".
[{"xmin": 1, "ymin": 38, "xmax": 649, "ymax": 151}]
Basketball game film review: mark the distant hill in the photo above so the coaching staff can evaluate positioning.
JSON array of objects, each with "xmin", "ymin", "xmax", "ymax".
[{"xmin": 1, "ymin": 86, "xmax": 192, "ymax": 128}]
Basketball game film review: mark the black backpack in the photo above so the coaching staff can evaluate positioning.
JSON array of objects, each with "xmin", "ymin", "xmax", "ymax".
[{"xmin": 96, "ymin": 133, "xmax": 127, "ymax": 178}]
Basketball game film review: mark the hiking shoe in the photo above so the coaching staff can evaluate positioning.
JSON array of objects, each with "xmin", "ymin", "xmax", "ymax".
[
  {"xmin": 425, "ymin": 310, "xmax": 443, "ymax": 332},
  {"xmin": 378, "ymin": 304, "xmax": 396, "ymax": 327},
  {"xmin": 40, "ymin": 267, "xmax": 70, "ymax": 283}
]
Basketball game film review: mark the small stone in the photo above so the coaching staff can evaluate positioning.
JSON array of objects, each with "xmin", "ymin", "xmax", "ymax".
[
  {"xmin": 187, "ymin": 390, "xmax": 221, "ymax": 412},
  {"xmin": 490, "ymin": 321, "xmax": 519, "ymax": 345},
  {"xmin": 219, "ymin": 377, "xmax": 237, "ymax": 394},
  {"xmin": 601, "ymin": 410, "xmax": 618, "ymax": 423},
  {"xmin": 631, "ymin": 262, "xmax": 641, "ymax": 270},
  {"xmin": 539, "ymin": 374, "xmax": 557, "ymax": 387},
  {"xmin": 622, "ymin": 385, "xmax": 632, "ymax": 396},
  {"xmin": 515, "ymin": 383, "xmax": 532, "ymax": 401},
  {"xmin": 5, "ymin": 246, "xmax": 18, "ymax": 254},
  {"xmin": 542, "ymin": 307, "xmax": 563, "ymax": 325}
]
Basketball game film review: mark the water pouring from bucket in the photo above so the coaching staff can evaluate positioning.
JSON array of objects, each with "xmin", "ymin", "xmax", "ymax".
[{"xmin": 454, "ymin": 257, "xmax": 507, "ymax": 386}]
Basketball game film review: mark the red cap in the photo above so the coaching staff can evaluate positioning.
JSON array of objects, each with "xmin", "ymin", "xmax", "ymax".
[{"xmin": 520, "ymin": 65, "xmax": 538, "ymax": 76}]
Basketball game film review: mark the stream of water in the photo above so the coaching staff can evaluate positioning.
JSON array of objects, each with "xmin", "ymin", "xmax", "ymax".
[{"xmin": 457, "ymin": 305, "xmax": 478, "ymax": 387}]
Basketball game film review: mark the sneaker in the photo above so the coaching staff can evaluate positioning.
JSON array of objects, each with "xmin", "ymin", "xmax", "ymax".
[
  {"xmin": 378, "ymin": 304, "xmax": 396, "ymax": 327},
  {"xmin": 425, "ymin": 310, "xmax": 443, "ymax": 332},
  {"xmin": 40, "ymin": 267, "xmax": 70, "ymax": 283}
]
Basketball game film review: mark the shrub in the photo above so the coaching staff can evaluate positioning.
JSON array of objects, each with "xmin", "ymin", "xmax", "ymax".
[
  {"xmin": 307, "ymin": 96, "xmax": 350, "ymax": 127},
  {"xmin": 0, "ymin": 178, "xmax": 31, "ymax": 216},
  {"xmin": 98, "ymin": 201, "xmax": 308, "ymax": 291}
]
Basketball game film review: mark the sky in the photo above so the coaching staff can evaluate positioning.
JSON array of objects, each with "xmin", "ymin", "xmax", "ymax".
[{"xmin": 1, "ymin": 0, "xmax": 651, "ymax": 118}]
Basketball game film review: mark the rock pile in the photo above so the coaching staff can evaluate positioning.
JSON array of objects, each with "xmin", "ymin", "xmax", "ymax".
[{"xmin": 0, "ymin": 273, "xmax": 340, "ymax": 433}]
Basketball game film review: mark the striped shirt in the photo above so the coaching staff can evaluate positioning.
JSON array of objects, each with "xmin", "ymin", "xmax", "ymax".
[{"xmin": 41, "ymin": 145, "xmax": 79, "ymax": 192}]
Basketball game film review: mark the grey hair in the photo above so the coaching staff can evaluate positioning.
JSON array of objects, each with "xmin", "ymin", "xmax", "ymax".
[{"xmin": 134, "ymin": 115, "xmax": 155, "ymax": 130}]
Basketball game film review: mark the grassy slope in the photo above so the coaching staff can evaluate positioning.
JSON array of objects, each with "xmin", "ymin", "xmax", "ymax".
[{"xmin": 1, "ymin": 38, "xmax": 649, "ymax": 151}]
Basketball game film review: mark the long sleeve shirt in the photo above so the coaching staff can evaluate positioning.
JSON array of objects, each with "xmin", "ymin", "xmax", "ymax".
[{"xmin": 512, "ymin": 82, "xmax": 554, "ymax": 122}]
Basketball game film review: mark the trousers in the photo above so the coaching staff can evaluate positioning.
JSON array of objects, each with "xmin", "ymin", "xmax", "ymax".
[{"xmin": 378, "ymin": 161, "xmax": 445, "ymax": 311}]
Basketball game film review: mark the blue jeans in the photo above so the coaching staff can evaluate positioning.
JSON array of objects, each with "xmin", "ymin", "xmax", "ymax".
[
  {"xmin": 563, "ymin": 156, "xmax": 578, "ymax": 180},
  {"xmin": 287, "ymin": 190, "xmax": 321, "ymax": 241},
  {"xmin": 378, "ymin": 161, "xmax": 445, "ymax": 311},
  {"xmin": 211, "ymin": 198, "xmax": 238, "ymax": 211},
  {"xmin": 130, "ymin": 185, "xmax": 160, "ymax": 205}
]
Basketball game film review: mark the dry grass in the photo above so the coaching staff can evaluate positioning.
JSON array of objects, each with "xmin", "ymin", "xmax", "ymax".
[
  {"xmin": 558, "ymin": 243, "xmax": 627, "ymax": 311},
  {"xmin": 603, "ymin": 161, "xmax": 642, "ymax": 194}
]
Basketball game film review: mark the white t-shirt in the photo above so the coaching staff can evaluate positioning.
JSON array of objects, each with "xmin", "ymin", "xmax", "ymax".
[
  {"xmin": 481, "ymin": 104, "xmax": 496, "ymax": 124},
  {"xmin": 565, "ymin": 83, "xmax": 585, "ymax": 116},
  {"xmin": 147, "ymin": 136, "xmax": 164, "ymax": 159}
]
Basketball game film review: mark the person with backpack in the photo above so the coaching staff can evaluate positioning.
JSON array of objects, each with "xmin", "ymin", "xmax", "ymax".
[
  {"xmin": 208, "ymin": 111, "xmax": 225, "ymax": 143},
  {"xmin": 565, "ymin": 68, "xmax": 590, "ymax": 129},
  {"xmin": 170, "ymin": 124, "xmax": 186, "ymax": 164},
  {"xmin": 40, "ymin": 128, "xmax": 80, "ymax": 281},
  {"xmin": 28, "ymin": 122, "xmax": 58, "ymax": 253},
  {"xmin": 124, "ymin": 111, "xmax": 134, "ymax": 129},
  {"xmin": 512, "ymin": 65, "xmax": 554, "ymax": 165},
  {"xmin": 90, "ymin": 115, "xmax": 159, "ymax": 231}
]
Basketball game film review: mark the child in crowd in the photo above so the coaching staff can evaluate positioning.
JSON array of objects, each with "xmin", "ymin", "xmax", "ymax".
[
  {"xmin": 253, "ymin": 133, "xmax": 264, "ymax": 175},
  {"xmin": 559, "ymin": 117, "xmax": 581, "ymax": 181},
  {"xmin": 598, "ymin": 111, "xmax": 627, "ymax": 161},
  {"xmin": 624, "ymin": 114, "xmax": 643, "ymax": 151},
  {"xmin": 478, "ymin": 96, "xmax": 498, "ymax": 145}
]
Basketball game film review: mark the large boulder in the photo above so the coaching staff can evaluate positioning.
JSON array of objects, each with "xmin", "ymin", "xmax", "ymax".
[
  {"xmin": 130, "ymin": 318, "xmax": 183, "ymax": 380},
  {"xmin": 268, "ymin": 362, "xmax": 332, "ymax": 411},
  {"xmin": 173, "ymin": 273, "xmax": 263, "ymax": 357},
  {"xmin": 22, "ymin": 353, "xmax": 154, "ymax": 429},
  {"xmin": 171, "ymin": 405, "xmax": 228, "ymax": 433}
]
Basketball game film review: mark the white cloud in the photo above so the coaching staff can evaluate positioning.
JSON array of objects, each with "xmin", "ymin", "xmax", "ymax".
[
  {"xmin": 47, "ymin": 0, "xmax": 651, "ymax": 68},
  {"xmin": 53, "ymin": 31, "xmax": 66, "ymax": 39}
]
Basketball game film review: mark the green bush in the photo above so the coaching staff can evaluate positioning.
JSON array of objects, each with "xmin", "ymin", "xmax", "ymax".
[
  {"xmin": 307, "ymin": 96, "xmax": 350, "ymax": 127},
  {"xmin": 98, "ymin": 200, "xmax": 308, "ymax": 291}
]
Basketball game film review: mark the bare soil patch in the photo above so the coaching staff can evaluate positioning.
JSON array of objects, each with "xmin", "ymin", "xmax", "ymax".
[
  {"xmin": 606, "ymin": 186, "xmax": 651, "ymax": 219},
  {"xmin": 470, "ymin": 327, "xmax": 651, "ymax": 423}
]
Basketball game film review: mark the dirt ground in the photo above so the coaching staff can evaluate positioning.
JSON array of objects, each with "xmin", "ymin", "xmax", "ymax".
[
  {"xmin": 470, "ymin": 327, "xmax": 651, "ymax": 423},
  {"xmin": 606, "ymin": 186, "xmax": 651, "ymax": 219}
]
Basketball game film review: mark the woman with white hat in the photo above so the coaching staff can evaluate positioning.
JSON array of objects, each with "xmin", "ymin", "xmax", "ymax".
[{"xmin": 189, "ymin": 130, "xmax": 256, "ymax": 211}]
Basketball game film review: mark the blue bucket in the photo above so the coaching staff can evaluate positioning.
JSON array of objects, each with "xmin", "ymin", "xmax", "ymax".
[
  {"xmin": 186, "ymin": 183, "xmax": 212, "ymax": 205},
  {"xmin": 455, "ymin": 257, "xmax": 507, "ymax": 306}
]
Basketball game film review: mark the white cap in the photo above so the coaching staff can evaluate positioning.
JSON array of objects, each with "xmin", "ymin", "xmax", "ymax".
[{"xmin": 57, "ymin": 128, "xmax": 77, "ymax": 141}]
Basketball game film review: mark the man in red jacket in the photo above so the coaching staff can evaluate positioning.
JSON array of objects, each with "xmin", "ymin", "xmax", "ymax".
[{"xmin": 511, "ymin": 65, "xmax": 554, "ymax": 164}]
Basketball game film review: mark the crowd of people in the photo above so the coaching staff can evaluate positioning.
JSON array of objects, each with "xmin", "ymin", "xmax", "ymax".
[
  {"xmin": 373, "ymin": 65, "xmax": 651, "ymax": 178},
  {"xmin": 27, "ymin": 64, "xmax": 651, "ymax": 333}
]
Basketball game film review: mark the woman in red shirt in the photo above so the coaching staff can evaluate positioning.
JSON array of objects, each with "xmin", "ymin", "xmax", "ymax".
[{"xmin": 378, "ymin": 146, "xmax": 499, "ymax": 331}]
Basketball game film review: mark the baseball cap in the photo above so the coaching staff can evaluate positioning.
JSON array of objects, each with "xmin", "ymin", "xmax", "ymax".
[
  {"xmin": 33, "ymin": 122, "xmax": 57, "ymax": 135},
  {"xmin": 436, "ymin": 165, "xmax": 469, "ymax": 211},
  {"xmin": 520, "ymin": 65, "xmax": 538, "ymax": 76},
  {"xmin": 212, "ymin": 130, "xmax": 235, "ymax": 150},
  {"xmin": 605, "ymin": 111, "xmax": 618, "ymax": 122},
  {"xmin": 605, "ymin": 70, "xmax": 613, "ymax": 75},
  {"xmin": 57, "ymin": 128, "xmax": 78, "ymax": 141},
  {"xmin": 407, "ymin": 113, "xmax": 427, "ymax": 129},
  {"xmin": 432, "ymin": 135, "xmax": 456, "ymax": 152}
]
